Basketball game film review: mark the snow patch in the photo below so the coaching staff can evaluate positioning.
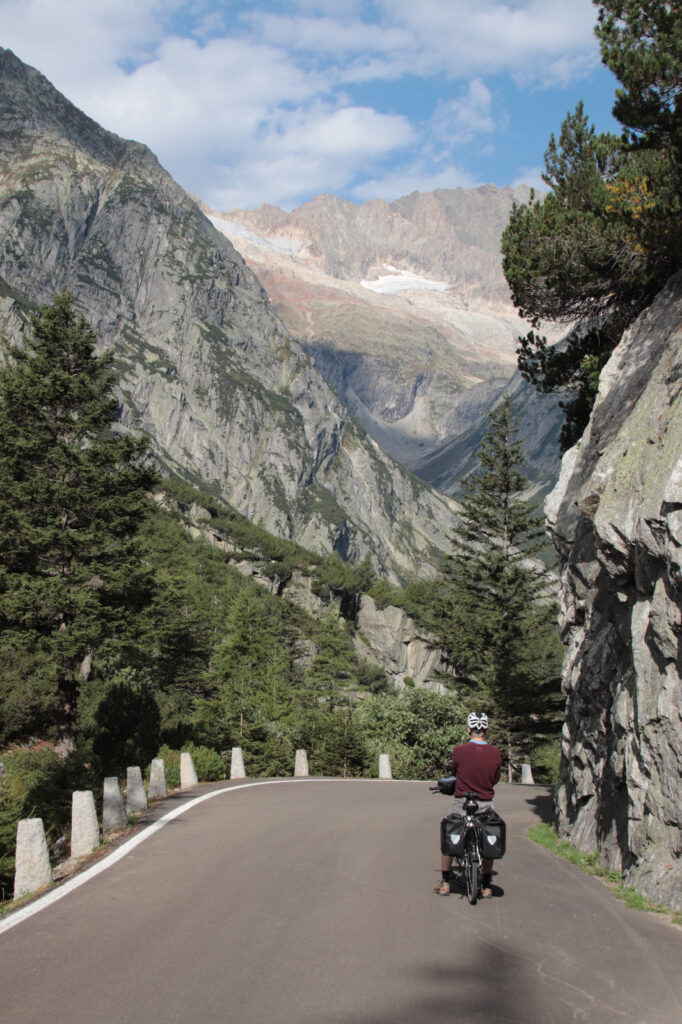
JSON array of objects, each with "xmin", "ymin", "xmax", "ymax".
[
  {"xmin": 209, "ymin": 215, "xmax": 302, "ymax": 256},
  {"xmin": 361, "ymin": 265, "xmax": 449, "ymax": 294}
]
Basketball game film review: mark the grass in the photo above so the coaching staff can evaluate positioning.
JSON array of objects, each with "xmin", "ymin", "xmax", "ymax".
[{"xmin": 529, "ymin": 823, "xmax": 682, "ymax": 926}]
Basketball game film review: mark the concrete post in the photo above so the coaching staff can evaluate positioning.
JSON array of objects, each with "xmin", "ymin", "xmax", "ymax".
[
  {"xmin": 126, "ymin": 766, "xmax": 148, "ymax": 814},
  {"xmin": 103, "ymin": 777, "xmax": 127, "ymax": 831},
  {"xmin": 230, "ymin": 747, "xmax": 246, "ymax": 779},
  {"xmin": 378, "ymin": 753, "xmax": 392, "ymax": 780},
  {"xmin": 294, "ymin": 749, "xmax": 309, "ymax": 777},
  {"xmin": 521, "ymin": 763, "xmax": 535, "ymax": 785},
  {"xmin": 148, "ymin": 758, "xmax": 168, "ymax": 800},
  {"xmin": 14, "ymin": 818, "xmax": 52, "ymax": 899},
  {"xmin": 180, "ymin": 751, "xmax": 198, "ymax": 790},
  {"xmin": 71, "ymin": 791, "xmax": 100, "ymax": 858}
]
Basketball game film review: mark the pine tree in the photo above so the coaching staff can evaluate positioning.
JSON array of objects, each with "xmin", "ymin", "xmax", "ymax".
[
  {"xmin": 303, "ymin": 611, "xmax": 358, "ymax": 711},
  {"xmin": 502, "ymin": 3, "xmax": 682, "ymax": 448},
  {"xmin": 438, "ymin": 397, "xmax": 563, "ymax": 780},
  {"xmin": 0, "ymin": 293, "xmax": 157, "ymax": 745},
  {"xmin": 195, "ymin": 589, "xmax": 293, "ymax": 750}
]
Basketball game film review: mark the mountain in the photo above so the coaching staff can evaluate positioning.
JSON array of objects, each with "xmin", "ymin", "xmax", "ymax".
[
  {"xmin": 204, "ymin": 188, "xmax": 564, "ymax": 489},
  {"xmin": 0, "ymin": 48, "xmax": 458, "ymax": 582}
]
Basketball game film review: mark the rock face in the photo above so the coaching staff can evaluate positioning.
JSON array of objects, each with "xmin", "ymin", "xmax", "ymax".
[
  {"xmin": 181, "ymin": 499, "xmax": 447, "ymax": 690},
  {"xmin": 0, "ymin": 48, "xmax": 457, "ymax": 581},
  {"xmin": 353, "ymin": 595, "xmax": 446, "ymax": 692},
  {"xmin": 546, "ymin": 273, "xmax": 682, "ymax": 909},
  {"xmin": 206, "ymin": 190, "xmax": 564, "ymax": 491}
]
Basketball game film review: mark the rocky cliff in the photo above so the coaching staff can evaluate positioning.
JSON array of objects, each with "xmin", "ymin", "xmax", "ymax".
[
  {"xmin": 0, "ymin": 48, "xmax": 457, "ymax": 581},
  {"xmin": 205, "ymin": 190, "xmax": 564, "ymax": 489},
  {"xmin": 546, "ymin": 273, "xmax": 682, "ymax": 909}
]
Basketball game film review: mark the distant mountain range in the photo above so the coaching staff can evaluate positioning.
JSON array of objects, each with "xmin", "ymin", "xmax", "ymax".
[
  {"xmin": 204, "ymin": 189, "xmax": 565, "ymax": 496},
  {"xmin": 0, "ymin": 47, "xmax": 564, "ymax": 590},
  {"xmin": 0, "ymin": 47, "xmax": 460, "ymax": 581}
]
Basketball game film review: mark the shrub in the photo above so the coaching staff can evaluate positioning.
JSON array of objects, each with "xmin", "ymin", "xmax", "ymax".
[{"xmin": 155, "ymin": 743, "xmax": 225, "ymax": 787}]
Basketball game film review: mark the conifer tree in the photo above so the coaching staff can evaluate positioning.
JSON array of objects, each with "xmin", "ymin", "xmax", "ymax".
[
  {"xmin": 502, "ymin": 2, "xmax": 682, "ymax": 448},
  {"xmin": 438, "ymin": 397, "xmax": 563, "ymax": 780},
  {"xmin": 0, "ymin": 293, "xmax": 156, "ymax": 745},
  {"xmin": 303, "ymin": 611, "xmax": 358, "ymax": 710},
  {"xmin": 195, "ymin": 589, "xmax": 293, "ymax": 750}
]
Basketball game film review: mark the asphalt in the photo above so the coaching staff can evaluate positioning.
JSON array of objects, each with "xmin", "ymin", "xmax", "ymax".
[{"xmin": 0, "ymin": 779, "xmax": 680, "ymax": 1024}]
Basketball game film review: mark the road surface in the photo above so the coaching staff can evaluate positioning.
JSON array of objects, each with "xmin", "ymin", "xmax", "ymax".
[{"xmin": 1, "ymin": 780, "xmax": 680, "ymax": 1024}]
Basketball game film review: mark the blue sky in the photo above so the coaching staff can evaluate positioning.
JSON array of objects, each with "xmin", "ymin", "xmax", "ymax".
[{"xmin": 1, "ymin": 0, "xmax": 621, "ymax": 211}]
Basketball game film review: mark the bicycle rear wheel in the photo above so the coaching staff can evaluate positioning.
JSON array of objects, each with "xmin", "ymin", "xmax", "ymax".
[{"xmin": 465, "ymin": 837, "xmax": 479, "ymax": 905}]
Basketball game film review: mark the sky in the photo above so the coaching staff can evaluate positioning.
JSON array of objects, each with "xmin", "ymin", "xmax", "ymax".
[{"xmin": 0, "ymin": 0, "xmax": 622, "ymax": 212}]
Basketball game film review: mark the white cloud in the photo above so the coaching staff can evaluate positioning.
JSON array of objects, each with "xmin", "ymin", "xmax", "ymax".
[
  {"xmin": 373, "ymin": 0, "xmax": 600, "ymax": 84},
  {"xmin": 511, "ymin": 166, "xmax": 547, "ymax": 192},
  {"xmin": 351, "ymin": 164, "xmax": 479, "ymax": 204},
  {"xmin": 430, "ymin": 80, "xmax": 496, "ymax": 147},
  {"xmin": 204, "ymin": 104, "xmax": 414, "ymax": 210},
  {"xmin": 0, "ymin": 0, "xmax": 607, "ymax": 208}
]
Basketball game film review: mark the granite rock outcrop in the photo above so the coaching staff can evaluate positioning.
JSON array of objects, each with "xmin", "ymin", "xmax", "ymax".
[{"xmin": 546, "ymin": 273, "xmax": 682, "ymax": 909}]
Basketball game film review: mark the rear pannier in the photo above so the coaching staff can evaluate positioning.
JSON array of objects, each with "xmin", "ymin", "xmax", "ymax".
[
  {"xmin": 440, "ymin": 813, "xmax": 467, "ymax": 857},
  {"xmin": 477, "ymin": 808, "xmax": 506, "ymax": 859}
]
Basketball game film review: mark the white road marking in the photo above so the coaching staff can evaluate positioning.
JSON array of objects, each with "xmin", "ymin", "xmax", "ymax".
[{"xmin": 0, "ymin": 778, "xmax": 366, "ymax": 936}]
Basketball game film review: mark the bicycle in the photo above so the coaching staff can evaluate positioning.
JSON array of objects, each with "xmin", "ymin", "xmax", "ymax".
[
  {"xmin": 455, "ymin": 792, "xmax": 483, "ymax": 905},
  {"xmin": 430, "ymin": 782, "xmax": 485, "ymax": 904}
]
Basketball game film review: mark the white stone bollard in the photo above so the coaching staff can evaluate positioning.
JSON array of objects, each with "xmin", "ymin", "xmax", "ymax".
[
  {"xmin": 378, "ymin": 753, "xmax": 392, "ymax": 780},
  {"xmin": 294, "ymin": 749, "xmax": 309, "ymax": 777},
  {"xmin": 14, "ymin": 818, "xmax": 52, "ymax": 899},
  {"xmin": 126, "ymin": 766, "xmax": 148, "ymax": 814},
  {"xmin": 148, "ymin": 758, "xmax": 168, "ymax": 800},
  {"xmin": 230, "ymin": 747, "xmax": 246, "ymax": 779},
  {"xmin": 71, "ymin": 791, "xmax": 100, "ymax": 858},
  {"xmin": 103, "ymin": 777, "xmax": 127, "ymax": 831},
  {"xmin": 521, "ymin": 763, "xmax": 535, "ymax": 785},
  {"xmin": 180, "ymin": 752, "xmax": 198, "ymax": 790}
]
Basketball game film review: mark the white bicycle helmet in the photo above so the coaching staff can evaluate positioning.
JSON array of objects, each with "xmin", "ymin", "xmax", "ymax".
[{"xmin": 467, "ymin": 711, "xmax": 489, "ymax": 731}]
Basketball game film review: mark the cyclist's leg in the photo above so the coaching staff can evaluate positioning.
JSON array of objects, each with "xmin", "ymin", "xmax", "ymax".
[{"xmin": 481, "ymin": 856, "xmax": 494, "ymax": 897}]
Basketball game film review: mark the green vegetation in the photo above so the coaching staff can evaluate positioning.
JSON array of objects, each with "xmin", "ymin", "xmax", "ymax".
[
  {"xmin": 529, "ymin": 823, "xmax": 682, "ymax": 925},
  {"xmin": 501, "ymin": 1, "xmax": 682, "ymax": 448},
  {"xmin": 0, "ymin": 292, "xmax": 157, "ymax": 748},
  {"xmin": 434, "ymin": 398, "xmax": 564, "ymax": 781},
  {"xmin": 0, "ymin": 296, "xmax": 468, "ymax": 895}
]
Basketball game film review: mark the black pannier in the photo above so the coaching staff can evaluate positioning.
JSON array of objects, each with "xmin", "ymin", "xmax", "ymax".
[
  {"xmin": 440, "ymin": 813, "xmax": 467, "ymax": 857},
  {"xmin": 477, "ymin": 808, "xmax": 506, "ymax": 859}
]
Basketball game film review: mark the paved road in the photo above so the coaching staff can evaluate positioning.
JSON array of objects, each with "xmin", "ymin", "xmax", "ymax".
[{"xmin": 1, "ymin": 780, "xmax": 680, "ymax": 1024}]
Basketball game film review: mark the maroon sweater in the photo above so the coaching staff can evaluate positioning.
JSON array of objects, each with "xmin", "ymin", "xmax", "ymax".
[{"xmin": 450, "ymin": 740, "xmax": 502, "ymax": 799}]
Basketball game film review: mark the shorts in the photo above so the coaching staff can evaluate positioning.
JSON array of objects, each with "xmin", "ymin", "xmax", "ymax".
[{"xmin": 448, "ymin": 795, "xmax": 493, "ymax": 816}]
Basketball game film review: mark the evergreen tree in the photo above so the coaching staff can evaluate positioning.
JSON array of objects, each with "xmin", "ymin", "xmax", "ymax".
[
  {"xmin": 438, "ymin": 397, "xmax": 563, "ymax": 780},
  {"xmin": 0, "ymin": 293, "xmax": 157, "ymax": 745},
  {"xmin": 303, "ymin": 611, "xmax": 358, "ymax": 710},
  {"xmin": 194, "ymin": 589, "xmax": 293, "ymax": 751},
  {"xmin": 502, "ymin": 2, "xmax": 682, "ymax": 448}
]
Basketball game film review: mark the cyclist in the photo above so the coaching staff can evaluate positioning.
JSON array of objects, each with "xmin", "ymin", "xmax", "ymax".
[{"xmin": 433, "ymin": 711, "xmax": 502, "ymax": 898}]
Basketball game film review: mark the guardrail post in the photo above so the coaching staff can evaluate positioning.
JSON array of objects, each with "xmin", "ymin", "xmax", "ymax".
[
  {"xmin": 294, "ymin": 749, "xmax": 309, "ymax": 777},
  {"xmin": 14, "ymin": 818, "xmax": 52, "ymax": 899},
  {"xmin": 230, "ymin": 747, "xmax": 246, "ymax": 779},
  {"xmin": 521, "ymin": 763, "xmax": 535, "ymax": 785},
  {"xmin": 103, "ymin": 777, "xmax": 127, "ymax": 831},
  {"xmin": 379, "ymin": 753, "xmax": 392, "ymax": 780},
  {"xmin": 126, "ymin": 766, "xmax": 148, "ymax": 814},
  {"xmin": 180, "ymin": 751, "xmax": 198, "ymax": 790},
  {"xmin": 71, "ymin": 791, "xmax": 100, "ymax": 858},
  {"xmin": 148, "ymin": 758, "xmax": 168, "ymax": 799}
]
